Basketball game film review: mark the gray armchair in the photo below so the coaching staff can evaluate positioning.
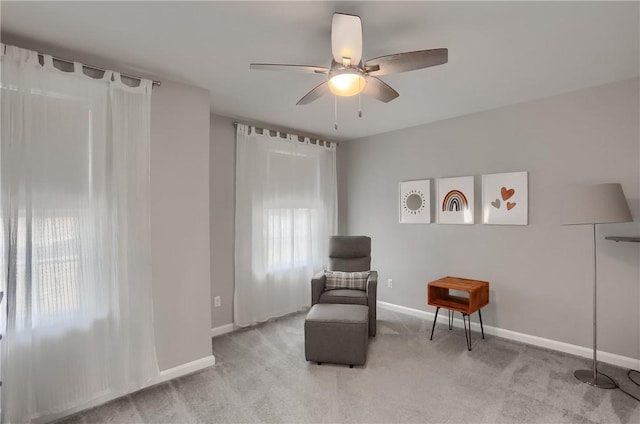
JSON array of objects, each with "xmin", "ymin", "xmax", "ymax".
[{"xmin": 311, "ymin": 236, "xmax": 377, "ymax": 336}]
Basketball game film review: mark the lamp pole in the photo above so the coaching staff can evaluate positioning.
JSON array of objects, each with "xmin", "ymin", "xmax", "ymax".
[
  {"xmin": 573, "ymin": 223, "xmax": 615, "ymax": 389},
  {"xmin": 592, "ymin": 223, "xmax": 598, "ymax": 383}
]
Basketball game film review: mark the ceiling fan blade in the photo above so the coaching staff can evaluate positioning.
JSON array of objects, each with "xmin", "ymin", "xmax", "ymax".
[
  {"xmin": 365, "ymin": 48, "xmax": 448, "ymax": 76},
  {"xmin": 363, "ymin": 76, "xmax": 399, "ymax": 103},
  {"xmin": 331, "ymin": 13, "xmax": 362, "ymax": 65},
  {"xmin": 250, "ymin": 63, "xmax": 329, "ymax": 74},
  {"xmin": 297, "ymin": 81, "xmax": 330, "ymax": 105}
]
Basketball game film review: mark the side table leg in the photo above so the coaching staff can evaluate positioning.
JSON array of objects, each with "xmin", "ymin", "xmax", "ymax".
[
  {"xmin": 478, "ymin": 309, "xmax": 485, "ymax": 339},
  {"xmin": 430, "ymin": 307, "xmax": 440, "ymax": 340},
  {"xmin": 448, "ymin": 310, "xmax": 453, "ymax": 330},
  {"xmin": 462, "ymin": 313, "xmax": 471, "ymax": 351}
]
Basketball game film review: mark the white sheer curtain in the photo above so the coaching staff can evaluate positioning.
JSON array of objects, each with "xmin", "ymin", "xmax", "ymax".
[
  {"xmin": 0, "ymin": 44, "xmax": 158, "ymax": 423},
  {"xmin": 234, "ymin": 124, "xmax": 337, "ymax": 327}
]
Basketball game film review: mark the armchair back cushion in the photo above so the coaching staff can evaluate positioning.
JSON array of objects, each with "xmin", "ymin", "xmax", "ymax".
[{"xmin": 328, "ymin": 236, "xmax": 371, "ymax": 272}]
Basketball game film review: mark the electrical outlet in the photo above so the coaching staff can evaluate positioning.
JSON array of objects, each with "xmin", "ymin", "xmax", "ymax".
[
  {"xmin": 214, "ymin": 296, "xmax": 221, "ymax": 308},
  {"xmin": 387, "ymin": 279, "xmax": 393, "ymax": 288}
]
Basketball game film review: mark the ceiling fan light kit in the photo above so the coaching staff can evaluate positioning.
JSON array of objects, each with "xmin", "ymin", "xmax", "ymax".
[
  {"xmin": 328, "ymin": 65, "xmax": 366, "ymax": 96},
  {"xmin": 250, "ymin": 12, "xmax": 448, "ymax": 129}
]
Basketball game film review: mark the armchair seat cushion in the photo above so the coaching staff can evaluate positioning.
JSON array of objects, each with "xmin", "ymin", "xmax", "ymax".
[{"xmin": 319, "ymin": 289, "xmax": 367, "ymax": 306}]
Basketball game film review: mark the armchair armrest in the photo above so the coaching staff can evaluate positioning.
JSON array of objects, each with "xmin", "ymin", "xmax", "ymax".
[
  {"xmin": 311, "ymin": 271, "xmax": 326, "ymax": 306},
  {"xmin": 366, "ymin": 271, "xmax": 378, "ymax": 298},
  {"xmin": 366, "ymin": 271, "xmax": 378, "ymax": 337}
]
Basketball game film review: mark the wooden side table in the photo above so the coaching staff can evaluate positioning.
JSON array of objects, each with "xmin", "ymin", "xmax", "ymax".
[{"xmin": 427, "ymin": 276, "xmax": 489, "ymax": 350}]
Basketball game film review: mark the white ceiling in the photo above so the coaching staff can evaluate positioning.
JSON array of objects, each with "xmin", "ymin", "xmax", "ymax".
[{"xmin": 2, "ymin": 1, "xmax": 639, "ymax": 141}]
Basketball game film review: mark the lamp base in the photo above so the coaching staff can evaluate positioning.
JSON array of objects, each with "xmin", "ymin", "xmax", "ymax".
[{"xmin": 574, "ymin": 369, "xmax": 616, "ymax": 389}]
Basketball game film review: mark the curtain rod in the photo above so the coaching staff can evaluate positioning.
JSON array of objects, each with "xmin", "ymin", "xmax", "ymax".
[
  {"xmin": 37, "ymin": 52, "xmax": 161, "ymax": 87},
  {"xmin": 233, "ymin": 121, "xmax": 337, "ymax": 146}
]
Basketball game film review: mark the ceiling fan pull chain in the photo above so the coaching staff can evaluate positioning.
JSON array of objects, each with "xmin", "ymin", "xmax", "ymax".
[
  {"xmin": 358, "ymin": 93, "xmax": 362, "ymax": 118},
  {"xmin": 334, "ymin": 96, "xmax": 338, "ymax": 130}
]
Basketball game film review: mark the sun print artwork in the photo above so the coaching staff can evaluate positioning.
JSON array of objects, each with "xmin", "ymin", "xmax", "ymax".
[
  {"xmin": 404, "ymin": 190, "xmax": 426, "ymax": 215},
  {"xmin": 437, "ymin": 176, "xmax": 474, "ymax": 224},
  {"xmin": 482, "ymin": 172, "xmax": 528, "ymax": 225},
  {"xmin": 399, "ymin": 180, "xmax": 431, "ymax": 223}
]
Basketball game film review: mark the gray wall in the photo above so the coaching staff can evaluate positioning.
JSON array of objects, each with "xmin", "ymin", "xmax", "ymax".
[
  {"xmin": 210, "ymin": 114, "xmax": 236, "ymax": 329},
  {"xmin": 341, "ymin": 78, "xmax": 640, "ymax": 359},
  {"xmin": 151, "ymin": 80, "xmax": 213, "ymax": 370}
]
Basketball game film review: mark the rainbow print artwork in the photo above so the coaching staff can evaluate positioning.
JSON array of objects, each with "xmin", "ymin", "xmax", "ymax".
[
  {"xmin": 437, "ymin": 176, "xmax": 474, "ymax": 224},
  {"xmin": 442, "ymin": 190, "xmax": 468, "ymax": 212}
]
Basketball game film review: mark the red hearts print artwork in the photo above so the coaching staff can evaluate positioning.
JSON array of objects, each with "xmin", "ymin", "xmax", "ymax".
[
  {"xmin": 501, "ymin": 187, "xmax": 515, "ymax": 201},
  {"xmin": 483, "ymin": 172, "xmax": 528, "ymax": 225}
]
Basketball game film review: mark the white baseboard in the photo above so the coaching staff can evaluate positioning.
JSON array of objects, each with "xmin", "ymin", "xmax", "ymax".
[
  {"xmin": 155, "ymin": 355, "xmax": 216, "ymax": 385},
  {"xmin": 378, "ymin": 301, "xmax": 640, "ymax": 371},
  {"xmin": 34, "ymin": 355, "xmax": 216, "ymax": 424},
  {"xmin": 211, "ymin": 323, "xmax": 235, "ymax": 338}
]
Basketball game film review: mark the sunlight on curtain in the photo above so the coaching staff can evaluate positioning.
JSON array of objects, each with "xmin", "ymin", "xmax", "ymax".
[
  {"xmin": 0, "ymin": 44, "xmax": 158, "ymax": 423},
  {"xmin": 234, "ymin": 125, "xmax": 337, "ymax": 327}
]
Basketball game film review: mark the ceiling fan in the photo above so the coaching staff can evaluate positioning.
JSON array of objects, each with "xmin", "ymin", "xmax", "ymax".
[{"xmin": 250, "ymin": 13, "xmax": 448, "ymax": 118}]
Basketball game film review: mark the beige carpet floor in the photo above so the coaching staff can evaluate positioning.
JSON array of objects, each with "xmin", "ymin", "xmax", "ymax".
[{"xmin": 56, "ymin": 307, "xmax": 640, "ymax": 423}]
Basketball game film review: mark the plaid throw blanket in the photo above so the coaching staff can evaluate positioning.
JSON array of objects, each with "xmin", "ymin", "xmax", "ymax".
[{"xmin": 324, "ymin": 270, "xmax": 370, "ymax": 291}]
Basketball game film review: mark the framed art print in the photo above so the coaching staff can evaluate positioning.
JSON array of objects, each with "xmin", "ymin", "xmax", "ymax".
[
  {"xmin": 437, "ymin": 176, "xmax": 474, "ymax": 224},
  {"xmin": 399, "ymin": 179, "xmax": 431, "ymax": 223},
  {"xmin": 482, "ymin": 171, "xmax": 528, "ymax": 225}
]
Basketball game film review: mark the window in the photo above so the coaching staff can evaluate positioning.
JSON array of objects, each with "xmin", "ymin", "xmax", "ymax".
[
  {"xmin": 11, "ymin": 211, "xmax": 86, "ymax": 331},
  {"xmin": 263, "ymin": 207, "xmax": 320, "ymax": 272},
  {"xmin": 261, "ymin": 149, "xmax": 324, "ymax": 274}
]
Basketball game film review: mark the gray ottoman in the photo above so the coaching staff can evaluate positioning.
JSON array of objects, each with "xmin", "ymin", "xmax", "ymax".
[{"xmin": 305, "ymin": 304, "xmax": 369, "ymax": 367}]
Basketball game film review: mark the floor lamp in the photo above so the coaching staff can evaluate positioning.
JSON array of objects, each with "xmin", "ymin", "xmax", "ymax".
[{"xmin": 562, "ymin": 183, "xmax": 632, "ymax": 388}]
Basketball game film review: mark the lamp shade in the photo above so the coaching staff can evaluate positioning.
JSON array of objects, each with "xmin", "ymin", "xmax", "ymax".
[{"xmin": 562, "ymin": 183, "xmax": 632, "ymax": 225}]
